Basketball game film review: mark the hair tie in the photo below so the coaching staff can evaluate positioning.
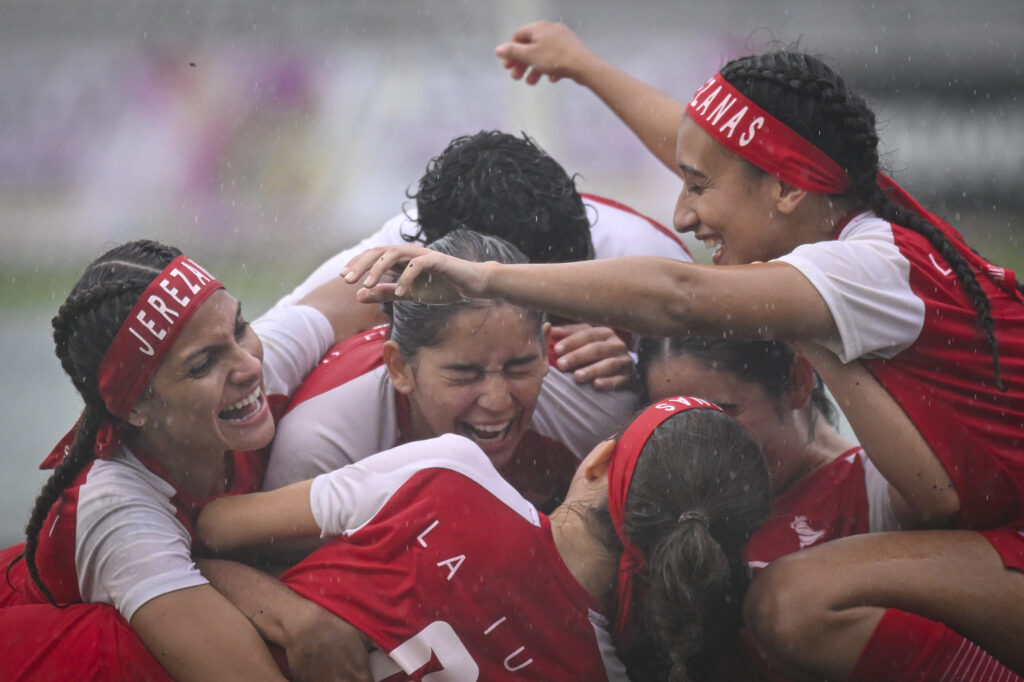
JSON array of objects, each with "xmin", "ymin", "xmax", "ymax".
[{"xmin": 677, "ymin": 510, "xmax": 709, "ymax": 527}]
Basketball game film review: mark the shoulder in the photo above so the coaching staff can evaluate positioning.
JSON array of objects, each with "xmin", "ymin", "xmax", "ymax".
[
  {"xmin": 583, "ymin": 193, "xmax": 692, "ymax": 261},
  {"xmin": 285, "ymin": 326, "xmax": 389, "ymax": 411}
]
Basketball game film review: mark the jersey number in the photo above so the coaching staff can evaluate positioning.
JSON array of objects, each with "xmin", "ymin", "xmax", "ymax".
[{"xmin": 370, "ymin": 621, "xmax": 479, "ymax": 681}]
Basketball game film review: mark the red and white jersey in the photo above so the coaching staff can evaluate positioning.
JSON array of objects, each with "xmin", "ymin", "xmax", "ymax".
[
  {"xmin": 22, "ymin": 305, "xmax": 333, "ymax": 618},
  {"xmin": 777, "ymin": 212, "xmax": 1024, "ymax": 529},
  {"xmin": 284, "ymin": 434, "xmax": 628, "ymax": 682},
  {"xmin": 272, "ymin": 194, "xmax": 691, "ymax": 309},
  {"xmin": 264, "ymin": 326, "xmax": 637, "ymax": 510},
  {"xmin": 744, "ymin": 448, "xmax": 895, "ymax": 572}
]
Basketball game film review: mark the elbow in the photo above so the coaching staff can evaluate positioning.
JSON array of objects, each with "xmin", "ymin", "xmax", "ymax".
[{"xmin": 897, "ymin": 484, "xmax": 961, "ymax": 528}]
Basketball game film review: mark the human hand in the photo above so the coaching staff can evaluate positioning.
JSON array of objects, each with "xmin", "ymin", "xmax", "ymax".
[
  {"xmin": 343, "ymin": 245, "xmax": 488, "ymax": 305},
  {"xmin": 283, "ymin": 601, "xmax": 374, "ymax": 682},
  {"xmin": 549, "ymin": 322, "xmax": 635, "ymax": 391},
  {"xmin": 495, "ymin": 21, "xmax": 596, "ymax": 85}
]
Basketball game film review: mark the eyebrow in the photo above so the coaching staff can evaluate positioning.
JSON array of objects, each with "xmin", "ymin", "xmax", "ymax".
[
  {"xmin": 442, "ymin": 352, "xmax": 541, "ymax": 373},
  {"xmin": 181, "ymin": 301, "xmax": 243, "ymax": 366},
  {"xmin": 678, "ymin": 163, "xmax": 707, "ymax": 179}
]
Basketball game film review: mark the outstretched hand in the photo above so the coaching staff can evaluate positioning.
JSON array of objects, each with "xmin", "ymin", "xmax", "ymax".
[
  {"xmin": 343, "ymin": 245, "xmax": 489, "ymax": 305},
  {"xmin": 495, "ymin": 21, "xmax": 595, "ymax": 85}
]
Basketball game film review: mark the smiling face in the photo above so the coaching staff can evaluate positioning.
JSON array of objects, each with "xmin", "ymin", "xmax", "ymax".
[
  {"xmin": 130, "ymin": 289, "xmax": 273, "ymax": 464},
  {"xmin": 387, "ymin": 303, "xmax": 548, "ymax": 471},
  {"xmin": 674, "ymin": 116, "xmax": 797, "ymax": 266}
]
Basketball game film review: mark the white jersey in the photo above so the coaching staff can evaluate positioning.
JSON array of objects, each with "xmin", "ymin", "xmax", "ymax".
[
  {"xmin": 62, "ymin": 305, "xmax": 333, "ymax": 619},
  {"xmin": 272, "ymin": 194, "xmax": 691, "ymax": 309}
]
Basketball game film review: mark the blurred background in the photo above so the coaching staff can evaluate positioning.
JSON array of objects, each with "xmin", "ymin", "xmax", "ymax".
[{"xmin": 2, "ymin": 0, "xmax": 1022, "ymax": 545}]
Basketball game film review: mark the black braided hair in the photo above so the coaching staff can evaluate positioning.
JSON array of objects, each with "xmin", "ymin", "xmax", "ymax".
[
  {"xmin": 720, "ymin": 52, "xmax": 1006, "ymax": 390},
  {"xmin": 15, "ymin": 240, "xmax": 180, "ymax": 606}
]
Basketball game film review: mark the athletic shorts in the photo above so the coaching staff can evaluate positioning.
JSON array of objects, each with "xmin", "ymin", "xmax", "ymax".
[{"xmin": 978, "ymin": 526, "xmax": 1024, "ymax": 573}]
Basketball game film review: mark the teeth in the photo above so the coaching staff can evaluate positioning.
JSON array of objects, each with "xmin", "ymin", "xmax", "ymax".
[
  {"xmin": 471, "ymin": 421, "xmax": 510, "ymax": 434},
  {"xmin": 226, "ymin": 387, "xmax": 261, "ymax": 412},
  {"xmin": 702, "ymin": 237, "xmax": 723, "ymax": 250}
]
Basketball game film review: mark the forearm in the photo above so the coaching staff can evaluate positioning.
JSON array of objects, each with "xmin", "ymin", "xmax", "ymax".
[
  {"xmin": 479, "ymin": 258, "xmax": 832, "ymax": 340},
  {"xmin": 198, "ymin": 559, "xmax": 302, "ymax": 645},
  {"xmin": 794, "ymin": 343, "xmax": 959, "ymax": 524},
  {"xmin": 573, "ymin": 55, "xmax": 687, "ymax": 175}
]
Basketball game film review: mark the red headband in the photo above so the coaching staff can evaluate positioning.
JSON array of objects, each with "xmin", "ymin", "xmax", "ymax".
[
  {"xmin": 607, "ymin": 396, "xmax": 723, "ymax": 642},
  {"xmin": 685, "ymin": 72, "xmax": 853, "ymax": 194},
  {"xmin": 98, "ymin": 255, "xmax": 223, "ymax": 418},
  {"xmin": 42, "ymin": 255, "xmax": 223, "ymax": 470}
]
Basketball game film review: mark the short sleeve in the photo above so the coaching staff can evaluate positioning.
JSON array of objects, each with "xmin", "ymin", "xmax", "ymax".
[
  {"xmin": 253, "ymin": 304, "xmax": 335, "ymax": 400},
  {"xmin": 309, "ymin": 434, "xmax": 537, "ymax": 536},
  {"xmin": 774, "ymin": 214, "xmax": 925, "ymax": 362},
  {"xmin": 75, "ymin": 459, "xmax": 207, "ymax": 620}
]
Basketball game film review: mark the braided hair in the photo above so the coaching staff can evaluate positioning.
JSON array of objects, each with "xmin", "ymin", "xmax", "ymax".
[
  {"xmin": 15, "ymin": 240, "xmax": 180, "ymax": 606},
  {"xmin": 720, "ymin": 52, "xmax": 1007, "ymax": 390}
]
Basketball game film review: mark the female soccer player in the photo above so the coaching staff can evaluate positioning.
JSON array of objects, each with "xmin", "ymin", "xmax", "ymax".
[{"xmin": 1, "ymin": 239, "xmax": 369, "ymax": 681}]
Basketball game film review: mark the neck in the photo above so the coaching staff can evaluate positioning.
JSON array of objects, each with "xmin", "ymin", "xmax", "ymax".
[
  {"xmin": 771, "ymin": 410, "xmax": 855, "ymax": 496},
  {"xmin": 790, "ymin": 193, "xmax": 862, "ymax": 246},
  {"xmin": 547, "ymin": 503, "xmax": 618, "ymax": 614},
  {"xmin": 128, "ymin": 432, "xmax": 229, "ymax": 498}
]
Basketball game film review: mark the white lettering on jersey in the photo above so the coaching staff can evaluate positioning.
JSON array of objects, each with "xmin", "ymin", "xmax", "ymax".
[
  {"xmin": 791, "ymin": 515, "xmax": 827, "ymax": 549},
  {"xmin": 437, "ymin": 555, "xmax": 465, "ymax": 581},
  {"xmin": 503, "ymin": 647, "xmax": 533, "ymax": 672},
  {"xmin": 928, "ymin": 253, "xmax": 953, "ymax": 277},
  {"xmin": 417, "ymin": 520, "xmax": 439, "ymax": 548},
  {"xmin": 483, "ymin": 617, "xmax": 506, "ymax": 635}
]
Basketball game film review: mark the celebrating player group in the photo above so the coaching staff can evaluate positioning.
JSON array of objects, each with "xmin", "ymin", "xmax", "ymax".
[{"xmin": 3, "ymin": 19, "xmax": 1022, "ymax": 682}]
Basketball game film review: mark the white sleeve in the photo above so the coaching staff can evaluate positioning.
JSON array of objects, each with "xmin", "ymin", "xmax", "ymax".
[
  {"xmin": 252, "ymin": 304, "xmax": 335, "ymax": 399},
  {"xmin": 269, "ymin": 212, "xmax": 416, "ymax": 310},
  {"xmin": 76, "ymin": 458, "xmax": 207, "ymax": 620},
  {"xmin": 774, "ymin": 215, "xmax": 925, "ymax": 362},
  {"xmin": 308, "ymin": 434, "xmax": 538, "ymax": 536},
  {"xmin": 586, "ymin": 199, "xmax": 693, "ymax": 262},
  {"xmin": 264, "ymin": 368, "xmax": 398, "ymax": 489},
  {"xmin": 862, "ymin": 454, "xmax": 903, "ymax": 532},
  {"xmin": 531, "ymin": 370, "xmax": 639, "ymax": 459}
]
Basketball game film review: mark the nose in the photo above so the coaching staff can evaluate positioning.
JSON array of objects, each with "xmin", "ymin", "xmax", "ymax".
[
  {"xmin": 229, "ymin": 338, "xmax": 263, "ymax": 385},
  {"xmin": 476, "ymin": 373, "xmax": 514, "ymax": 413},
  {"xmin": 673, "ymin": 189, "xmax": 699, "ymax": 234}
]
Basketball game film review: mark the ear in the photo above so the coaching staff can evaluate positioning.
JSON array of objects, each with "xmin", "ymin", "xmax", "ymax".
[
  {"xmin": 785, "ymin": 353, "xmax": 816, "ymax": 410},
  {"xmin": 581, "ymin": 439, "xmax": 617, "ymax": 482},
  {"xmin": 126, "ymin": 402, "xmax": 148, "ymax": 429},
  {"xmin": 382, "ymin": 341, "xmax": 416, "ymax": 395},
  {"xmin": 773, "ymin": 180, "xmax": 809, "ymax": 215}
]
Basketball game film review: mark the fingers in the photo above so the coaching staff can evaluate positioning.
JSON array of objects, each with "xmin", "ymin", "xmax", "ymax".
[{"xmin": 550, "ymin": 324, "xmax": 635, "ymax": 390}]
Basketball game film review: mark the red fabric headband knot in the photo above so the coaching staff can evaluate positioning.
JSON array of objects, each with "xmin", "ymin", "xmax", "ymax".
[{"xmin": 607, "ymin": 396, "xmax": 723, "ymax": 643}]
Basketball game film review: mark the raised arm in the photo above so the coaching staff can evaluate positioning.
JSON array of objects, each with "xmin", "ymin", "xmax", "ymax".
[
  {"xmin": 345, "ymin": 246, "xmax": 836, "ymax": 342},
  {"xmin": 495, "ymin": 21, "xmax": 686, "ymax": 175}
]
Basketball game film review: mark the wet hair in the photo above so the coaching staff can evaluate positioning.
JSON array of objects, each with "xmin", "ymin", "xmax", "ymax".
[
  {"xmin": 15, "ymin": 240, "xmax": 181, "ymax": 606},
  {"xmin": 587, "ymin": 407, "xmax": 771, "ymax": 681},
  {"xmin": 719, "ymin": 52, "xmax": 1012, "ymax": 389},
  {"xmin": 404, "ymin": 130, "xmax": 595, "ymax": 263},
  {"xmin": 636, "ymin": 336, "xmax": 839, "ymax": 430},
  {"xmin": 386, "ymin": 229, "xmax": 545, "ymax": 358}
]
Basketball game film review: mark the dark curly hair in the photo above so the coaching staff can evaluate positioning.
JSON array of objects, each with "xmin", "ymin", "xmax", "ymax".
[
  {"xmin": 720, "ymin": 52, "xmax": 1012, "ymax": 389},
  {"xmin": 13, "ymin": 240, "xmax": 181, "ymax": 606},
  {"xmin": 405, "ymin": 130, "xmax": 595, "ymax": 263}
]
